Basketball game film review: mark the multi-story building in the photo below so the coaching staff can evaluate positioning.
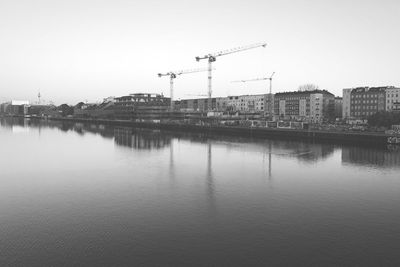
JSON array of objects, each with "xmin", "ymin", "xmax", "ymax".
[
  {"xmin": 215, "ymin": 97, "xmax": 228, "ymax": 111},
  {"xmin": 349, "ymin": 87, "xmax": 386, "ymax": 118},
  {"xmin": 176, "ymin": 95, "xmax": 272, "ymax": 113},
  {"xmin": 334, "ymin": 97, "xmax": 343, "ymax": 119},
  {"xmin": 274, "ymin": 90, "xmax": 335, "ymax": 122},
  {"xmin": 114, "ymin": 93, "xmax": 170, "ymax": 119},
  {"xmin": 226, "ymin": 94, "xmax": 273, "ymax": 114},
  {"xmin": 115, "ymin": 93, "xmax": 169, "ymax": 108},
  {"xmin": 385, "ymin": 87, "xmax": 400, "ymax": 112},
  {"xmin": 0, "ymin": 102, "xmax": 10, "ymax": 114},
  {"xmin": 342, "ymin": 88, "xmax": 352, "ymax": 118},
  {"xmin": 2, "ymin": 100, "xmax": 30, "ymax": 116},
  {"xmin": 177, "ymin": 98, "xmax": 216, "ymax": 111},
  {"xmin": 343, "ymin": 86, "xmax": 400, "ymax": 119}
]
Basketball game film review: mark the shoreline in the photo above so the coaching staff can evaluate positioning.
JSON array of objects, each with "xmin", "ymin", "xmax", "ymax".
[
  {"xmin": 2, "ymin": 114, "xmax": 399, "ymax": 146},
  {"xmin": 41, "ymin": 116, "xmax": 398, "ymax": 146}
]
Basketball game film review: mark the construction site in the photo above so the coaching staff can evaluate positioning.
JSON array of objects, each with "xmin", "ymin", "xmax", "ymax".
[{"xmin": 1, "ymin": 42, "xmax": 343, "ymax": 130}]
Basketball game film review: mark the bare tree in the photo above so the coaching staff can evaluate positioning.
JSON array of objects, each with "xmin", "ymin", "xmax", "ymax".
[{"xmin": 298, "ymin": 83, "xmax": 319, "ymax": 91}]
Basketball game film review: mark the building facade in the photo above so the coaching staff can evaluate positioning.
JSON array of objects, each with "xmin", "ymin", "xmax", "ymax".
[
  {"xmin": 343, "ymin": 86, "xmax": 400, "ymax": 119},
  {"xmin": 215, "ymin": 97, "xmax": 228, "ymax": 111},
  {"xmin": 349, "ymin": 87, "xmax": 386, "ymax": 118},
  {"xmin": 385, "ymin": 87, "xmax": 400, "ymax": 112},
  {"xmin": 115, "ymin": 93, "xmax": 169, "ymax": 108},
  {"xmin": 334, "ymin": 97, "xmax": 343, "ymax": 119},
  {"xmin": 175, "ymin": 95, "xmax": 273, "ymax": 113},
  {"xmin": 342, "ymin": 89, "xmax": 352, "ymax": 118},
  {"xmin": 114, "ymin": 93, "xmax": 170, "ymax": 119},
  {"xmin": 177, "ymin": 98, "xmax": 216, "ymax": 111},
  {"xmin": 226, "ymin": 94, "xmax": 273, "ymax": 114},
  {"xmin": 1, "ymin": 100, "xmax": 30, "ymax": 116},
  {"xmin": 274, "ymin": 90, "xmax": 335, "ymax": 122}
]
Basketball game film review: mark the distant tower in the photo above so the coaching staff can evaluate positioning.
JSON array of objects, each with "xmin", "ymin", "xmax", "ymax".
[{"xmin": 38, "ymin": 91, "xmax": 41, "ymax": 104}]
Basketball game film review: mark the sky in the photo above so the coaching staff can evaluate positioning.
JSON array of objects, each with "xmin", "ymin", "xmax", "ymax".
[{"xmin": 0, "ymin": 0, "xmax": 399, "ymax": 105}]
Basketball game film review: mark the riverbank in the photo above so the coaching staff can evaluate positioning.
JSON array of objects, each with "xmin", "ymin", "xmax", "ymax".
[{"xmin": 39, "ymin": 116, "xmax": 399, "ymax": 146}]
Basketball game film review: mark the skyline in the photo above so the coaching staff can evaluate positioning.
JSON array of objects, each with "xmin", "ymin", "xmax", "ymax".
[{"xmin": 1, "ymin": 0, "xmax": 399, "ymax": 105}]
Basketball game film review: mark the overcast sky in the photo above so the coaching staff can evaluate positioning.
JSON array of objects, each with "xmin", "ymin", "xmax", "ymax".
[{"xmin": 0, "ymin": 0, "xmax": 399, "ymax": 104}]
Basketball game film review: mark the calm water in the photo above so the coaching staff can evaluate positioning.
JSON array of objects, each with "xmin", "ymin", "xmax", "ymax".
[{"xmin": 1, "ymin": 118, "xmax": 400, "ymax": 266}]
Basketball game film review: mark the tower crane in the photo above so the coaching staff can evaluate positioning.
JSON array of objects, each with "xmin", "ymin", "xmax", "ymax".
[
  {"xmin": 158, "ymin": 68, "xmax": 209, "ymax": 111},
  {"xmin": 195, "ymin": 42, "xmax": 267, "ymax": 110},
  {"xmin": 232, "ymin": 72, "xmax": 275, "ymax": 119}
]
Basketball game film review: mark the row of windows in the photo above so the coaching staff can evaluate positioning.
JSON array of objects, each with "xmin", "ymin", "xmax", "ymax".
[
  {"xmin": 352, "ymin": 111, "xmax": 376, "ymax": 116},
  {"xmin": 238, "ymin": 107, "xmax": 264, "ymax": 110},
  {"xmin": 352, "ymin": 106, "xmax": 377, "ymax": 110},
  {"xmin": 351, "ymin": 100, "xmax": 378, "ymax": 104},
  {"xmin": 275, "ymin": 97, "xmax": 311, "ymax": 101},
  {"xmin": 352, "ymin": 94, "xmax": 380, "ymax": 98},
  {"xmin": 239, "ymin": 98, "xmax": 264, "ymax": 101},
  {"xmin": 387, "ymin": 94, "xmax": 399, "ymax": 98}
]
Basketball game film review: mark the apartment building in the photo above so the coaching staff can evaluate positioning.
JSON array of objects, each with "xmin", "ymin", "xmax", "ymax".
[
  {"xmin": 334, "ymin": 97, "xmax": 343, "ymax": 118},
  {"xmin": 348, "ymin": 87, "xmax": 386, "ymax": 118},
  {"xmin": 385, "ymin": 87, "xmax": 400, "ymax": 112},
  {"xmin": 342, "ymin": 89, "xmax": 352, "ymax": 118},
  {"xmin": 274, "ymin": 90, "xmax": 335, "ymax": 122},
  {"xmin": 343, "ymin": 86, "xmax": 400, "ymax": 119},
  {"xmin": 226, "ymin": 94, "xmax": 273, "ymax": 114},
  {"xmin": 176, "ymin": 94, "xmax": 272, "ymax": 113},
  {"xmin": 178, "ymin": 98, "xmax": 216, "ymax": 111}
]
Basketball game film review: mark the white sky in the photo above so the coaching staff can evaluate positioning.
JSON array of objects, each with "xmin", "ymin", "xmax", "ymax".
[{"xmin": 0, "ymin": 0, "xmax": 399, "ymax": 104}]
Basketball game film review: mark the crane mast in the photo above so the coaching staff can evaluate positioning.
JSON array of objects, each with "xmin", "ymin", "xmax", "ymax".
[
  {"xmin": 195, "ymin": 42, "xmax": 267, "ymax": 111},
  {"xmin": 158, "ymin": 68, "xmax": 209, "ymax": 111}
]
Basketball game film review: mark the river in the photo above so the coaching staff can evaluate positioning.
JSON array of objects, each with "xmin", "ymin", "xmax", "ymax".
[{"xmin": 1, "ymin": 118, "xmax": 400, "ymax": 266}]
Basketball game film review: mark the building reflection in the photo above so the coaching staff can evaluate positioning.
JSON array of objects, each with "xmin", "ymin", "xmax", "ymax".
[
  {"xmin": 206, "ymin": 141, "xmax": 217, "ymax": 216},
  {"xmin": 0, "ymin": 117, "xmax": 26, "ymax": 129},
  {"xmin": 4, "ymin": 117, "xmax": 400, "ymax": 169},
  {"xmin": 342, "ymin": 146, "xmax": 400, "ymax": 168},
  {"xmin": 114, "ymin": 127, "xmax": 171, "ymax": 150},
  {"xmin": 264, "ymin": 140, "xmax": 335, "ymax": 163}
]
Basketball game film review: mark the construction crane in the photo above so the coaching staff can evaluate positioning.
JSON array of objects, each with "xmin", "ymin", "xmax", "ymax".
[
  {"xmin": 232, "ymin": 72, "xmax": 275, "ymax": 119},
  {"xmin": 195, "ymin": 42, "xmax": 267, "ymax": 110},
  {"xmin": 158, "ymin": 68, "xmax": 209, "ymax": 111}
]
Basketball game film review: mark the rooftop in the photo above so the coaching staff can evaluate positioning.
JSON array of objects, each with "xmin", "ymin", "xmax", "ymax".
[{"xmin": 275, "ymin": 89, "xmax": 334, "ymax": 96}]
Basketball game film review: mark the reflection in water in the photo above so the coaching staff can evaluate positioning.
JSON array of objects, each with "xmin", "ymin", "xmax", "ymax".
[
  {"xmin": 2, "ymin": 117, "xmax": 400, "ymax": 169},
  {"xmin": 272, "ymin": 142, "xmax": 335, "ymax": 163},
  {"xmin": 262, "ymin": 142, "xmax": 273, "ymax": 180},
  {"xmin": 114, "ymin": 127, "xmax": 171, "ymax": 150},
  {"xmin": 206, "ymin": 141, "xmax": 216, "ymax": 216},
  {"xmin": 342, "ymin": 146, "xmax": 400, "ymax": 168},
  {"xmin": 2, "ymin": 118, "xmax": 400, "ymax": 266},
  {"xmin": 265, "ymin": 141, "xmax": 272, "ymax": 180}
]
